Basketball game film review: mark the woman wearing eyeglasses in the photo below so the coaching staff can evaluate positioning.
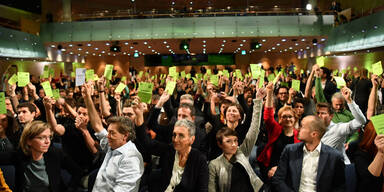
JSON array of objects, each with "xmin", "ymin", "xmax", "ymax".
[
  {"xmin": 0, "ymin": 121, "xmax": 82, "ymax": 192},
  {"xmin": 257, "ymin": 82, "xmax": 301, "ymax": 182}
]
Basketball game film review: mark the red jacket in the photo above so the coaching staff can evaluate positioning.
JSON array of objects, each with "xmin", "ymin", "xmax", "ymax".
[{"xmin": 257, "ymin": 107, "xmax": 300, "ymax": 167}]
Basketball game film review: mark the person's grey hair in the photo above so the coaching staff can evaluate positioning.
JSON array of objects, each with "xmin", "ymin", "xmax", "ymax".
[
  {"xmin": 331, "ymin": 92, "xmax": 345, "ymax": 102},
  {"xmin": 174, "ymin": 119, "xmax": 196, "ymax": 137},
  {"xmin": 107, "ymin": 116, "xmax": 136, "ymax": 141},
  {"xmin": 180, "ymin": 94, "xmax": 193, "ymax": 102}
]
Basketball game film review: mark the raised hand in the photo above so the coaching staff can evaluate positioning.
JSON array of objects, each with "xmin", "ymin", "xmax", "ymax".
[
  {"xmin": 375, "ymin": 135, "xmax": 384, "ymax": 154},
  {"xmin": 75, "ymin": 115, "xmax": 88, "ymax": 131},
  {"xmin": 43, "ymin": 96, "xmax": 53, "ymax": 110},
  {"xmin": 97, "ymin": 76, "xmax": 106, "ymax": 91},
  {"xmin": 341, "ymin": 87, "xmax": 352, "ymax": 103},
  {"xmin": 256, "ymin": 87, "xmax": 267, "ymax": 100}
]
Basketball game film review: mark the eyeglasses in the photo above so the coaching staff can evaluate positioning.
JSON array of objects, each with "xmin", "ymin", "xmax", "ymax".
[
  {"xmin": 34, "ymin": 136, "xmax": 53, "ymax": 141},
  {"xmin": 281, "ymin": 115, "xmax": 294, "ymax": 119},
  {"xmin": 278, "ymin": 92, "xmax": 288, "ymax": 95}
]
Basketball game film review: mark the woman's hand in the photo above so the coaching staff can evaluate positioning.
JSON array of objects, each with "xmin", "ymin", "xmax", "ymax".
[{"xmin": 375, "ymin": 135, "xmax": 384, "ymax": 154}]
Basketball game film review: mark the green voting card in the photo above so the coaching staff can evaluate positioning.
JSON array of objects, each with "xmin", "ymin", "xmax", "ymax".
[
  {"xmin": 192, "ymin": 77, "xmax": 198, "ymax": 84},
  {"xmin": 223, "ymin": 70, "xmax": 229, "ymax": 78},
  {"xmin": 186, "ymin": 73, "xmax": 191, "ymax": 79},
  {"xmin": 291, "ymin": 79, "xmax": 301, "ymax": 92},
  {"xmin": 210, "ymin": 75, "xmax": 219, "ymax": 86},
  {"xmin": 43, "ymin": 70, "xmax": 50, "ymax": 79},
  {"xmin": 180, "ymin": 71, "xmax": 186, "ymax": 79},
  {"xmin": 235, "ymin": 69, "xmax": 242, "ymax": 79},
  {"xmin": 372, "ymin": 61, "xmax": 383, "ymax": 76},
  {"xmin": 273, "ymin": 71, "xmax": 283, "ymax": 85},
  {"xmin": 218, "ymin": 71, "xmax": 223, "ymax": 76},
  {"xmin": 371, "ymin": 114, "xmax": 384, "ymax": 135},
  {"xmin": 334, "ymin": 76, "xmax": 346, "ymax": 88},
  {"xmin": 138, "ymin": 82, "xmax": 153, "ymax": 104},
  {"xmin": 137, "ymin": 71, "xmax": 143, "ymax": 78},
  {"xmin": 71, "ymin": 72, "xmax": 76, "ymax": 78},
  {"xmin": 207, "ymin": 69, "xmax": 212, "ymax": 76},
  {"xmin": 86, "ymin": 69, "xmax": 94, "ymax": 82},
  {"xmin": 300, "ymin": 69, "xmax": 304, "ymax": 74},
  {"xmin": 17, "ymin": 72, "xmax": 29, "ymax": 87},
  {"xmin": 250, "ymin": 64, "xmax": 261, "ymax": 79},
  {"xmin": 333, "ymin": 69, "xmax": 339, "ymax": 76},
  {"xmin": 0, "ymin": 92, "xmax": 6, "ymax": 114},
  {"xmin": 49, "ymin": 68, "xmax": 55, "ymax": 77},
  {"xmin": 104, "ymin": 64, "xmax": 114, "ymax": 80},
  {"xmin": 53, "ymin": 89, "xmax": 60, "ymax": 100},
  {"xmin": 8, "ymin": 74, "xmax": 18, "ymax": 85},
  {"xmin": 267, "ymin": 74, "xmax": 275, "ymax": 83},
  {"xmin": 115, "ymin": 82, "xmax": 126, "ymax": 93},
  {"xmin": 121, "ymin": 76, "xmax": 127, "ymax": 82},
  {"xmin": 169, "ymin": 67, "xmax": 177, "ymax": 77},
  {"xmin": 258, "ymin": 70, "xmax": 265, "ymax": 88},
  {"xmin": 165, "ymin": 81, "xmax": 176, "ymax": 95},
  {"xmin": 41, "ymin": 81, "xmax": 53, "ymax": 98},
  {"xmin": 317, "ymin": 56, "xmax": 325, "ymax": 67}
]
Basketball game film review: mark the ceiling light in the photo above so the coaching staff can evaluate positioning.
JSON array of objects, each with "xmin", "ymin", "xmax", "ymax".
[
  {"xmin": 223, "ymin": 40, "xmax": 226, "ymax": 43},
  {"xmin": 262, "ymin": 39, "xmax": 266, "ymax": 42},
  {"xmin": 242, "ymin": 40, "xmax": 246, "ymax": 42},
  {"xmin": 94, "ymin": 48, "xmax": 98, "ymax": 50},
  {"xmin": 163, "ymin": 41, "xmax": 167, "ymax": 44},
  {"xmin": 203, "ymin": 40, "xmax": 206, "ymax": 43},
  {"xmin": 166, "ymin": 45, "xmax": 170, "ymax": 48},
  {"xmin": 87, "ymin": 43, "xmax": 91, "ymax": 46},
  {"xmin": 282, "ymin": 39, "xmax": 286, "ymax": 42},
  {"xmin": 106, "ymin": 43, "xmax": 110, "ymax": 46},
  {"xmin": 277, "ymin": 43, "xmax": 280, "ymax": 46},
  {"xmin": 50, "ymin": 45, "xmax": 55, "ymax": 48},
  {"xmin": 69, "ymin": 44, "xmax": 73, "ymax": 47},
  {"xmin": 78, "ymin": 48, "xmax": 82, "ymax": 50},
  {"xmin": 144, "ymin": 42, "xmax": 147, "ymax": 45},
  {"xmin": 306, "ymin": 4, "xmax": 312, "ymax": 10},
  {"xmin": 295, "ymin": 43, "xmax": 299, "ymax": 46},
  {"xmin": 124, "ymin": 42, "xmax": 129, "ymax": 45},
  {"xmin": 301, "ymin": 38, "xmax": 306, "ymax": 41},
  {"xmin": 61, "ymin": 49, "xmax": 66, "ymax": 52}
]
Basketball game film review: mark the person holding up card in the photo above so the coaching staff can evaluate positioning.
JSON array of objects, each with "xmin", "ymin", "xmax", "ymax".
[
  {"xmin": 354, "ymin": 121, "xmax": 384, "ymax": 192},
  {"xmin": 317, "ymin": 86, "xmax": 367, "ymax": 164}
]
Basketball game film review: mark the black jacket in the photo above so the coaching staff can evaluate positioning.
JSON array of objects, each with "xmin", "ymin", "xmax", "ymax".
[
  {"xmin": 0, "ymin": 146, "xmax": 82, "ymax": 192},
  {"xmin": 135, "ymin": 124, "xmax": 208, "ymax": 192}
]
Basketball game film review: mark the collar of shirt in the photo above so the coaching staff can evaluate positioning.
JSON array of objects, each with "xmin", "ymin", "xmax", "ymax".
[
  {"xmin": 303, "ymin": 142, "xmax": 322, "ymax": 154},
  {"xmin": 113, "ymin": 140, "xmax": 135, "ymax": 155}
]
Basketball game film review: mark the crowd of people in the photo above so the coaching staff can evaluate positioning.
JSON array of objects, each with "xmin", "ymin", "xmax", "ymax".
[{"xmin": 0, "ymin": 62, "xmax": 383, "ymax": 192}]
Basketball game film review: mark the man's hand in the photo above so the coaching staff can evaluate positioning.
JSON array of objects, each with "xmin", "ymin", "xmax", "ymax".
[
  {"xmin": 97, "ymin": 76, "xmax": 106, "ymax": 91},
  {"xmin": 75, "ymin": 116, "xmax": 88, "ymax": 131},
  {"xmin": 43, "ymin": 96, "xmax": 53, "ymax": 110},
  {"xmin": 156, "ymin": 92, "xmax": 170, "ymax": 108},
  {"xmin": 341, "ymin": 87, "xmax": 352, "ymax": 103}
]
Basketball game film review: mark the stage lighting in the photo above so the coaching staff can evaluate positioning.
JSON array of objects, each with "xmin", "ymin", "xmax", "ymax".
[
  {"xmin": 250, "ymin": 41, "xmax": 262, "ymax": 49},
  {"xmin": 179, "ymin": 40, "xmax": 190, "ymax": 51}
]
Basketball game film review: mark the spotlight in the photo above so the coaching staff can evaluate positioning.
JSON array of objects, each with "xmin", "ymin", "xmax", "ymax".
[
  {"xmin": 133, "ymin": 52, "xmax": 139, "ymax": 58},
  {"xmin": 306, "ymin": 4, "xmax": 312, "ymax": 10}
]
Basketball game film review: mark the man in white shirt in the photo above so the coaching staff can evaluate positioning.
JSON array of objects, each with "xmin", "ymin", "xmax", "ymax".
[
  {"xmin": 83, "ymin": 83, "xmax": 144, "ymax": 192},
  {"xmin": 272, "ymin": 115, "xmax": 345, "ymax": 192},
  {"xmin": 317, "ymin": 87, "xmax": 366, "ymax": 164}
]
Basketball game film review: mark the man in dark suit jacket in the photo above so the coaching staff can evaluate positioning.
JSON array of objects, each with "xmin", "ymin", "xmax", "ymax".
[{"xmin": 272, "ymin": 115, "xmax": 345, "ymax": 192}]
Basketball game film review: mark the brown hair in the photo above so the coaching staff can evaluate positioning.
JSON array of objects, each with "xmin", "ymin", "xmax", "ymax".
[
  {"xmin": 107, "ymin": 116, "xmax": 136, "ymax": 141},
  {"xmin": 19, "ymin": 121, "xmax": 52, "ymax": 156},
  {"xmin": 216, "ymin": 127, "xmax": 238, "ymax": 144},
  {"xmin": 316, "ymin": 102, "xmax": 334, "ymax": 115},
  {"xmin": 224, "ymin": 103, "xmax": 244, "ymax": 122},
  {"xmin": 359, "ymin": 121, "xmax": 377, "ymax": 156}
]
